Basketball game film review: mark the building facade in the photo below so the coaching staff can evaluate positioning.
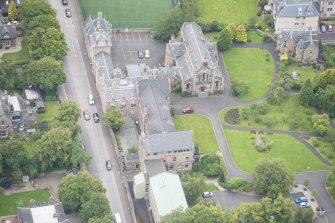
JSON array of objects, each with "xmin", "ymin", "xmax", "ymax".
[
  {"xmin": 319, "ymin": 0, "xmax": 335, "ymax": 18},
  {"xmin": 165, "ymin": 22, "xmax": 224, "ymax": 96}
]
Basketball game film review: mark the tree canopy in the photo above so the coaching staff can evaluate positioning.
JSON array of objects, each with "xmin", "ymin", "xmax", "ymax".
[
  {"xmin": 24, "ymin": 14, "xmax": 60, "ymax": 31},
  {"xmin": 217, "ymin": 26, "xmax": 233, "ymax": 51},
  {"xmin": 24, "ymin": 57, "xmax": 66, "ymax": 92},
  {"xmin": 102, "ymin": 109, "xmax": 125, "ymax": 132},
  {"xmin": 55, "ymin": 101, "xmax": 81, "ymax": 123},
  {"xmin": 314, "ymin": 69, "xmax": 335, "ymax": 90},
  {"xmin": 298, "ymin": 79, "xmax": 313, "ymax": 106},
  {"xmin": 312, "ymin": 113, "xmax": 330, "ymax": 136},
  {"xmin": 253, "ymin": 159, "xmax": 294, "ymax": 199},
  {"xmin": 80, "ymin": 193, "xmax": 112, "ymax": 223},
  {"xmin": 19, "ymin": 0, "xmax": 56, "ymax": 27},
  {"xmin": 0, "ymin": 59, "xmax": 16, "ymax": 90},
  {"xmin": 8, "ymin": 0, "xmax": 18, "ymax": 22},
  {"xmin": 180, "ymin": 172, "xmax": 205, "ymax": 206}
]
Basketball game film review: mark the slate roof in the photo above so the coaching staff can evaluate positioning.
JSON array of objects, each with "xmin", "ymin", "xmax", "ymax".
[
  {"xmin": 274, "ymin": 0, "xmax": 320, "ymax": 17},
  {"xmin": 139, "ymin": 79, "xmax": 175, "ymax": 134},
  {"xmin": 144, "ymin": 130, "xmax": 193, "ymax": 154},
  {"xmin": 278, "ymin": 30, "xmax": 319, "ymax": 50},
  {"xmin": 95, "ymin": 51, "xmax": 115, "ymax": 80},
  {"xmin": 18, "ymin": 202, "xmax": 70, "ymax": 223},
  {"xmin": 85, "ymin": 15, "xmax": 112, "ymax": 48},
  {"xmin": 0, "ymin": 24, "xmax": 17, "ymax": 40},
  {"xmin": 145, "ymin": 159, "xmax": 167, "ymax": 177},
  {"xmin": 149, "ymin": 172, "xmax": 188, "ymax": 218}
]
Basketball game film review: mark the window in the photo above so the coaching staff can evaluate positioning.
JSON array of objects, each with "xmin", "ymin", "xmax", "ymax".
[
  {"xmin": 2, "ymin": 40, "xmax": 10, "ymax": 46},
  {"xmin": 169, "ymin": 164, "xmax": 174, "ymax": 169},
  {"xmin": 294, "ymin": 23, "xmax": 299, "ymax": 26},
  {"xmin": 0, "ymin": 121, "xmax": 4, "ymax": 125},
  {"xmin": 186, "ymin": 157, "xmax": 189, "ymax": 161},
  {"xmin": 153, "ymin": 152, "xmax": 158, "ymax": 155},
  {"xmin": 0, "ymin": 130, "xmax": 6, "ymax": 137},
  {"xmin": 185, "ymin": 165, "xmax": 189, "ymax": 169},
  {"xmin": 173, "ymin": 157, "xmax": 176, "ymax": 161},
  {"xmin": 295, "ymin": 17, "xmax": 300, "ymax": 19},
  {"xmin": 329, "ymin": 2, "xmax": 333, "ymax": 5},
  {"xmin": 298, "ymin": 8, "xmax": 302, "ymax": 14},
  {"xmin": 328, "ymin": 8, "xmax": 333, "ymax": 11}
]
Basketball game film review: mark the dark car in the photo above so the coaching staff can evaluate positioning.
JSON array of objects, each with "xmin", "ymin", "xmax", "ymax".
[
  {"xmin": 93, "ymin": 113, "xmax": 100, "ymax": 123},
  {"xmin": 320, "ymin": 23, "xmax": 327, "ymax": 33},
  {"xmin": 138, "ymin": 50, "xmax": 144, "ymax": 59},
  {"xmin": 65, "ymin": 8, "xmax": 71, "ymax": 18},
  {"xmin": 62, "ymin": 0, "xmax": 68, "ymax": 5},
  {"xmin": 106, "ymin": 160, "xmax": 112, "ymax": 171}
]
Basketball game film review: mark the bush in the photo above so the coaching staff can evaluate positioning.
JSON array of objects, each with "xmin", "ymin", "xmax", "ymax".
[
  {"xmin": 170, "ymin": 107, "xmax": 176, "ymax": 117},
  {"xmin": 200, "ymin": 154, "xmax": 224, "ymax": 178},
  {"xmin": 221, "ymin": 177, "xmax": 254, "ymax": 192},
  {"xmin": 231, "ymin": 80, "xmax": 249, "ymax": 96},
  {"xmin": 224, "ymin": 108, "xmax": 240, "ymax": 124},
  {"xmin": 241, "ymin": 108, "xmax": 250, "ymax": 120},
  {"xmin": 115, "ymin": 135, "xmax": 122, "ymax": 151},
  {"xmin": 310, "ymin": 137, "xmax": 320, "ymax": 147},
  {"xmin": 171, "ymin": 83, "xmax": 182, "ymax": 93},
  {"xmin": 128, "ymin": 146, "xmax": 137, "ymax": 153}
]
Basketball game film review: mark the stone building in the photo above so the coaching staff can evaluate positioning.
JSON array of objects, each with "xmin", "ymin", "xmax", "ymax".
[
  {"xmin": 165, "ymin": 22, "xmax": 224, "ymax": 96},
  {"xmin": 319, "ymin": 0, "xmax": 335, "ymax": 18}
]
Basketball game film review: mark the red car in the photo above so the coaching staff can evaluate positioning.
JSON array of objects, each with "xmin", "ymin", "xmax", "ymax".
[
  {"xmin": 182, "ymin": 107, "xmax": 194, "ymax": 113},
  {"xmin": 83, "ymin": 110, "xmax": 90, "ymax": 120}
]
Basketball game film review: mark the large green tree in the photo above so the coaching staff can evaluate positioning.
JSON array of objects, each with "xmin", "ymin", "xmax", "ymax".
[
  {"xmin": 33, "ymin": 127, "xmax": 73, "ymax": 171},
  {"xmin": 200, "ymin": 153, "xmax": 224, "ymax": 177},
  {"xmin": 24, "ymin": 57, "xmax": 66, "ymax": 92},
  {"xmin": 253, "ymin": 159, "xmax": 294, "ymax": 199},
  {"xmin": 180, "ymin": 0, "xmax": 199, "ymax": 22},
  {"xmin": 58, "ymin": 171, "xmax": 106, "ymax": 211},
  {"xmin": 298, "ymin": 79, "xmax": 313, "ymax": 106},
  {"xmin": 290, "ymin": 208, "xmax": 314, "ymax": 223},
  {"xmin": 152, "ymin": 9, "xmax": 186, "ymax": 41},
  {"xmin": 27, "ymin": 27, "xmax": 68, "ymax": 60},
  {"xmin": 184, "ymin": 204, "xmax": 229, "ymax": 223},
  {"xmin": 25, "ymin": 14, "xmax": 60, "ymax": 31},
  {"xmin": 0, "ymin": 59, "xmax": 16, "ymax": 90},
  {"xmin": 314, "ymin": 69, "xmax": 335, "ymax": 90},
  {"xmin": 80, "ymin": 193, "xmax": 112, "ymax": 223},
  {"xmin": 88, "ymin": 214, "xmax": 114, "ymax": 223},
  {"xmin": 19, "ymin": 0, "xmax": 56, "ymax": 27},
  {"xmin": 102, "ymin": 109, "xmax": 125, "ymax": 132},
  {"xmin": 313, "ymin": 85, "xmax": 335, "ymax": 116},
  {"xmin": 55, "ymin": 101, "xmax": 81, "ymax": 123},
  {"xmin": 322, "ymin": 45, "xmax": 335, "ymax": 68},
  {"xmin": 217, "ymin": 27, "xmax": 233, "ymax": 51},
  {"xmin": 312, "ymin": 113, "xmax": 330, "ymax": 136},
  {"xmin": 180, "ymin": 172, "xmax": 205, "ymax": 206},
  {"xmin": 235, "ymin": 25, "xmax": 248, "ymax": 43},
  {"xmin": 8, "ymin": 0, "xmax": 18, "ymax": 22},
  {"xmin": 231, "ymin": 80, "xmax": 249, "ymax": 96}
]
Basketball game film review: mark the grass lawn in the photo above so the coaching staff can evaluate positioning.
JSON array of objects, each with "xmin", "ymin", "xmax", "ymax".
[
  {"xmin": 0, "ymin": 189, "xmax": 50, "ymax": 216},
  {"xmin": 224, "ymin": 130, "xmax": 330, "ymax": 173},
  {"xmin": 287, "ymin": 65, "xmax": 319, "ymax": 83},
  {"xmin": 2, "ymin": 38, "xmax": 30, "ymax": 65},
  {"xmin": 200, "ymin": 183, "xmax": 217, "ymax": 193},
  {"xmin": 310, "ymin": 136, "xmax": 335, "ymax": 165},
  {"xmin": 247, "ymin": 30, "xmax": 264, "ymax": 43},
  {"xmin": 223, "ymin": 48, "xmax": 274, "ymax": 101},
  {"xmin": 220, "ymin": 94, "xmax": 316, "ymax": 132},
  {"xmin": 79, "ymin": 0, "xmax": 172, "ymax": 28},
  {"xmin": 196, "ymin": 0, "xmax": 258, "ymax": 24},
  {"xmin": 37, "ymin": 101, "xmax": 60, "ymax": 124},
  {"xmin": 174, "ymin": 114, "xmax": 219, "ymax": 153}
]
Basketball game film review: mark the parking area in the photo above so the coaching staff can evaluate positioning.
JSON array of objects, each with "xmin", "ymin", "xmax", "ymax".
[{"xmin": 111, "ymin": 31, "xmax": 166, "ymax": 68}]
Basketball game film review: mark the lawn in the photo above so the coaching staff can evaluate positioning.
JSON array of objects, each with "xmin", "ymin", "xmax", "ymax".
[
  {"xmin": 247, "ymin": 30, "xmax": 264, "ymax": 43},
  {"xmin": 223, "ymin": 48, "xmax": 274, "ymax": 101},
  {"xmin": 224, "ymin": 130, "xmax": 330, "ymax": 173},
  {"xmin": 196, "ymin": 0, "xmax": 258, "ymax": 24},
  {"xmin": 200, "ymin": 183, "xmax": 217, "ymax": 193},
  {"xmin": 79, "ymin": 0, "xmax": 172, "ymax": 28},
  {"xmin": 220, "ymin": 94, "xmax": 316, "ymax": 132},
  {"xmin": 0, "ymin": 189, "xmax": 50, "ymax": 216},
  {"xmin": 287, "ymin": 65, "xmax": 319, "ymax": 83},
  {"xmin": 174, "ymin": 114, "xmax": 219, "ymax": 153},
  {"xmin": 37, "ymin": 101, "xmax": 60, "ymax": 124},
  {"xmin": 2, "ymin": 38, "xmax": 30, "ymax": 65}
]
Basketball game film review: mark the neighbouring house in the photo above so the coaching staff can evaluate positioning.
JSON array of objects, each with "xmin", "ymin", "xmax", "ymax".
[
  {"xmin": 276, "ymin": 30, "xmax": 319, "ymax": 62},
  {"xmin": 17, "ymin": 202, "xmax": 70, "ymax": 223},
  {"xmin": 148, "ymin": 172, "xmax": 188, "ymax": 223},
  {"xmin": 270, "ymin": 0, "xmax": 320, "ymax": 34},
  {"xmin": 24, "ymin": 89, "xmax": 45, "ymax": 113},
  {"xmin": 0, "ymin": 17, "xmax": 17, "ymax": 49},
  {"xmin": 124, "ymin": 152, "xmax": 140, "ymax": 170},
  {"xmin": 319, "ymin": 0, "xmax": 335, "ymax": 18},
  {"xmin": 165, "ymin": 22, "xmax": 224, "ymax": 96},
  {"xmin": 0, "ymin": 90, "xmax": 37, "ymax": 138}
]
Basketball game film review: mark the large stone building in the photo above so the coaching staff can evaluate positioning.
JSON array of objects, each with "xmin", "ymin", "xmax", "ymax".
[
  {"xmin": 319, "ymin": 0, "xmax": 335, "ymax": 18},
  {"xmin": 271, "ymin": 0, "xmax": 320, "ymax": 34},
  {"xmin": 165, "ymin": 22, "xmax": 224, "ymax": 96}
]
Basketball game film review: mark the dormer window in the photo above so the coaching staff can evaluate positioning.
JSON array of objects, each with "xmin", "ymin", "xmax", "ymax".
[
  {"xmin": 307, "ymin": 6, "xmax": 313, "ymax": 14},
  {"xmin": 298, "ymin": 8, "xmax": 302, "ymax": 14},
  {"xmin": 4, "ymin": 34, "xmax": 9, "ymax": 39}
]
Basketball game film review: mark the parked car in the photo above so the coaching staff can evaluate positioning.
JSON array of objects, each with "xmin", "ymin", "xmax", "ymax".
[
  {"xmin": 83, "ymin": 110, "xmax": 90, "ymax": 121},
  {"xmin": 182, "ymin": 106, "xmax": 194, "ymax": 113},
  {"xmin": 88, "ymin": 94, "xmax": 95, "ymax": 105},
  {"xmin": 145, "ymin": 49, "xmax": 150, "ymax": 59},
  {"xmin": 298, "ymin": 202, "xmax": 310, "ymax": 208},
  {"xmin": 93, "ymin": 113, "xmax": 100, "ymax": 123},
  {"xmin": 328, "ymin": 24, "xmax": 333, "ymax": 32},
  {"xmin": 294, "ymin": 196, "xmax": 307, "ymax": 204},
  {"xmin": 65, "ymin": 8, "xmax": 71, "ymax": 18},
  {"xmin": 62, "ymin": 0, "xmax": 68, "ymax": 5},
  {"xmin": 321, "ymin": 24, "xmax": 327, "ymax": 33},
  {"xmin": 202, "ymin": 192, "xmax": 214, "ymax": 198},
  {"xmin": 138, "ymin": 50, "xmax": 144, "ymax": 59},
  {"xmin": 106, "ymin": 160, "xmax": 112, "ymax": 171}
]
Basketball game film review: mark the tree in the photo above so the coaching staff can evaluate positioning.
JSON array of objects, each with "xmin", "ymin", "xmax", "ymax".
[
  {"xmin": 322, "ymin": 45, "xmax": 335, "ymax": 68},
  {"xmin": 290, "ymin": 207, "xmax": 313, "ymax": 223},
  {"xmin": 231, "ymin": 80, "xmax": 249, "ymax": 96},
  {"xmin": 27, "ymin": 27, "xmax": 68, "ymax": 60},
  {"xmin": 253, "ymin": 159, "xmax": 294, "ymax": 199},
  {"xmin": 160, "ymin": 207, "xmax": 187, "ymax": 223},
  {"xmin": 272, "ymin": 195, "xmax": 295, "ymax": 223},
  {"xmin": 24, "ymin": 57, "xmax": 66, "ymax": 92},
  {"xmin": 195, "ymin": 18, "xmax": 209, "ymax": 33},
  {"xmin": 19, "ymin": 0, "xmax": 56, "ymax": 27},
  {"xmin": 58, "ymin": 171, "xmax": 106, "ymax": 211},
  {"xmin": 226, "ymin": 24, "xmax": 238, "ymax": 40},
  {"xmin": 200, "ymin": 153, "xmax": 224, "ymax": 177},
  {"xmin": 298, "ymin": 79, "xmax": 313, "ymax": 106},
  {"xmin": 25, "ymin": 14, "xmax": 60, "ymax": 31},
  {"xmin": 314, "ymin": 69, "xmax": 335, "ymax": 90},
  {"xmin": 80, "ymin": 193, "xmax": 112, "ymax": 223},
  {"xmin": 55, "ymin": 101, "xmax": 81, "ymax": 123},
  {"xmin": 180, "ymin": 172, "xmax": 205, "ymax": 206},
  {"xmin": 312, "ymin": 113, "xmax": 330, "ymax": 136},
  {"xmin": 180, "ymin": 0, "xmax": 199, "ymax": 22},
  {"xmin": 102, "ymin": 109, "xmax": 125, "ymax": 132},
  {"xmin": 33, "ymin": 127, "xmax": 73, "ymax": 171},
  {"xmin": 88, "ymin": 214, "xmax": 114, "ymax": 223},
  {"xmin": 8, "ymin": 0, "xmax": 18, "ymax": 22},
  {"xmin": 217, "ymin": 27, "xmax": 233, "ymax": 51},
  {"xmin": 235, "ymin": 25, "xmax": 248, "ymax": 43},
  {"xmin": 152, "ymin": 9, "xmax": 186, "ymax": 41},
  {"xmin": 184, "ymin": 204, "xmax": 229, "ymax": 223},
  {"xmin": 0, "ymin": 59, "xmax": 16, "ymax": 90},
  {"xmin": 313, "ymin": 85, "xmax": 335, "ymax": 116}
]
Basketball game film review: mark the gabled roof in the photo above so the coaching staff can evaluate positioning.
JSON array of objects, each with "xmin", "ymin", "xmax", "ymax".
[
  {"xmin": 274, "ymin": 0, "xmax": 320, "ymax": 17},
  {"xmin": 278, "ymin": 30, "xmax": 319, "ymax": 50},
  {"xmin": 144, "ymin": 130, "xmax": 193, "ymax": 154},
  {"xmin": 139, "ymin": 79, "xmax": 174, "ymax": 134},
  {"xmin": 149, "ymin": 172, "xmax": 188, "ymax": 217},
  {"xmin": 85, "ymin": 14, "xmax": 112, "ymax": 48},
  {"xmin": 0, "ymin": 24, "xmax": 17, "ymax": 40}
]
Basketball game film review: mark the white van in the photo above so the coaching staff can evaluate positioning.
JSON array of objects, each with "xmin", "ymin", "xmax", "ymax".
[
  {"xmin": 88, "ymin": 94, "xmax": 95, "ymax": 105},
  {"xmin": 114, "ymin": 213, "xmax": 121, "ymax": 223},
  {"xmin": 144, "ymin": 50, "xmax": 150, "ymax": 59}
]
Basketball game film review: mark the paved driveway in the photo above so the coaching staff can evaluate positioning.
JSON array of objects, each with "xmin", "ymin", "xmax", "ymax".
[
  {"xmin": 111, "ymin": 31, "xmax": 166, "ymax": 68},
  {"xmin": 214, "ymin": 190, "xmax": 261, "ymax": 210}
]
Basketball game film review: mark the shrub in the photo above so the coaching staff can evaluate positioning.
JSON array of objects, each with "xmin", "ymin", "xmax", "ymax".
[
  {"xmin": 200, "ymin": 154, "xmax": 224, "ymax": 177},
  {"xmin": 171, "ymin": 83, "xmax": 181, "ymax": 93},
  {"xmin": 222, "ymin": 177, "xmax": 254, "ymax": 192},
  {"xmin": 170, "ymin": 107, "xmax": 176, "ymax": 117},
  {"xmin": 224, "ymin": 108, "xmax": 240, "ymax": 124},
  {"xmin": 310, "ymin": 137, "xmax": 320, "ymax": 147},
  {"xmin": 231, "ymin": 80, "xmax": 249, "ymax": 96},
  {"xmin": 128, "ymin": 146, "xmax": 137, "ymax": 153},
  {"xmin": 242, "ymin": 108, "xmax": 250, "ymax": 120}
]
